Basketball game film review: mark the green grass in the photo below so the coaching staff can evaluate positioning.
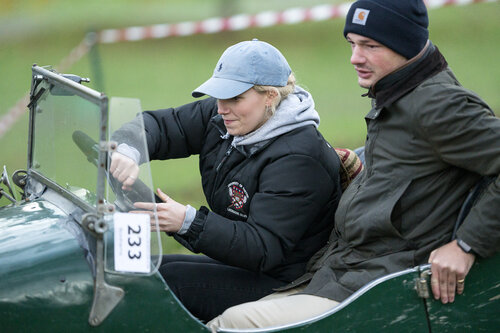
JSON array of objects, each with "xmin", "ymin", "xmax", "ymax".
[{"xmin": 1, "ymin": 2, "xmax": 499, "ymax": 248}]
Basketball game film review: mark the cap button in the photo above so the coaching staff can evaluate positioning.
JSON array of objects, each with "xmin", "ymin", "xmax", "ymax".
[{"xmin": 252, "ymin": 38, "xmax": 259, "ymax": 41}]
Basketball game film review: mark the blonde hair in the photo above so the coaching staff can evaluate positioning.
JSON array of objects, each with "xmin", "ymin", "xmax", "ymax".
[{"xmin": 253, "ymin": 73, "xmax": 296, "ymax": 116}]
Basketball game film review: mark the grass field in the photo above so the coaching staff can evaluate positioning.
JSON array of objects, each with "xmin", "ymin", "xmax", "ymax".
[{"xmin": 1, "ymin": 1, "xmax": 499, "ymax": 250}]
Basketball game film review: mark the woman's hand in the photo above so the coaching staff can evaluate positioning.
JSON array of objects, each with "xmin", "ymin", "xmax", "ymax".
[
  {"xmin": 132, "ymin": 188, "xmax": 187, "ymax": 233},
  {"xmin": 110, "ymin": 152, "xmax": 140, "ymax": 190}
]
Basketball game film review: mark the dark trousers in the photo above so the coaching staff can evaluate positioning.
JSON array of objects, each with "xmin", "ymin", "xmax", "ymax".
[{"xmin": 158, "ymin": 254, "xmax": 287, "ymax": 322}]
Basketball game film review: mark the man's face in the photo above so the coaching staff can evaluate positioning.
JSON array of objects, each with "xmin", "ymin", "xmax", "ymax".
[{"xmin": 346, "ymin": 33, "xmax": 408, "ymax": 89}]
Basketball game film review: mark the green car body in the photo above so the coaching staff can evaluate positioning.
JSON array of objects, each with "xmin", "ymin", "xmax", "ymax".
[
  {"xmin": 0, "ymin": 198, "xmax": 205, "ymax": 332},
  {"xmin": 0, "ymin": 66, "xmax": 498, "ymax": 332}
]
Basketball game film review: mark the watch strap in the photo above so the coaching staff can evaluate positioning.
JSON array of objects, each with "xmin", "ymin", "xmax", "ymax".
[{"xmin": 457, "ymin": 238, "xmax": 473, "ymax": 254}]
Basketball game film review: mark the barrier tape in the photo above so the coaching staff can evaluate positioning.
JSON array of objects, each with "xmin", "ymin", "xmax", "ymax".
[
  {"xmin": 98, "ymin": 4, "xmax": 349, "ymax": 44},
  {"xmin": 96, "ymin": 0, "xmax": 497, "ymax": 44},
  {"xmin": 0, "ymin": 95, "xmax": 30, "ymax": 138},
  {"xmin": 1, "ymin": 0, "xmax": 497, "ymax": 138},
  {"xmin": 0, "ymin": 37, "xmax": 94, "ymax": 139}
]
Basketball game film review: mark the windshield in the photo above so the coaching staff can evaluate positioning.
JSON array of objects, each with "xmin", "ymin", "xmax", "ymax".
[
  {"xmin": 31, "ymin": 78, "xmax": 100, "ymax": 206},
  {"xmin": 104, "ymin": 97, "xmax": 163, "ymax": 275}
]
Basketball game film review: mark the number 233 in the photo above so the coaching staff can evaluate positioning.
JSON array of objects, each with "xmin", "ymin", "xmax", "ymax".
[{"xmin": 128, "ymin": 225, "xmax": 141, "ymax": 259}]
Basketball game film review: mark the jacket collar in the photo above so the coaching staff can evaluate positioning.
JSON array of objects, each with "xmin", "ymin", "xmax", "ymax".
[{"xmin": 367, "ymin": 42, "xmax": 448, "ymax": 110}]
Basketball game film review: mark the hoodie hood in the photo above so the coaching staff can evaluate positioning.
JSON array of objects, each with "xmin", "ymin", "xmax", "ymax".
[{"xmin": 231, "ymin": 85, "xmax": 319, "ymax": 148}]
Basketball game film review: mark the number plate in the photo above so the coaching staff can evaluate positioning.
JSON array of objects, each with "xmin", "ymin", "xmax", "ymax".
[{"xmin": 114, "ymin": 212, "xmax": 151, "ymax": 273}]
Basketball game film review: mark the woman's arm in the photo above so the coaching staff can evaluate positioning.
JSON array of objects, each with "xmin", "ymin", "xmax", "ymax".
[{"xmin": 112, "ymin": 97, "xmax": 218, "ymax": 162}]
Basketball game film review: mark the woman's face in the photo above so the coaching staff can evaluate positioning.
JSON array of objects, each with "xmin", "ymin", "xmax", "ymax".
[{"xmin": 217, "ymin": 88, "xmax": 271, "ymax": 136}]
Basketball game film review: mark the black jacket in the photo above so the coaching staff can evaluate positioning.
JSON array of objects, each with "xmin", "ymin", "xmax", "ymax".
[{"xmin": 133, "ymin": 97, "xmax": 342, "ymax": 282}]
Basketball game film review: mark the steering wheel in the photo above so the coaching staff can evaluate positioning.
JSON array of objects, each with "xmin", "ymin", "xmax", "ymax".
[{"xmin": 72, "ymin": 130, "xmax": 160, "ymax": 212}]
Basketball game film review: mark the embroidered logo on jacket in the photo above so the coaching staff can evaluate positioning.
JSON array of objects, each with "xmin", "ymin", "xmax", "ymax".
[{"xmin": 228, "ymin": 182, "xmax": 249, "ymax": 210}]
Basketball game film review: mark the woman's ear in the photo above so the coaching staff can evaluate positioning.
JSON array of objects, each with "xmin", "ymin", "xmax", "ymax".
[{"xmin": 266, "ymin": 89, "xmax": 278, "ymax": 103}]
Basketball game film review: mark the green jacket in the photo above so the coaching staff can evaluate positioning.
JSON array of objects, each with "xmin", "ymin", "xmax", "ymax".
[{"xmin": 291, "ymin": 44, "xmax": 500, "ymax": 302}]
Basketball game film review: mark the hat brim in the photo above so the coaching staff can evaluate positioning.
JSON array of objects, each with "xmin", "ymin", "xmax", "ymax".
[{"xmin": 192, "ymin": 77, "xmax": 254, "ymax": 99}]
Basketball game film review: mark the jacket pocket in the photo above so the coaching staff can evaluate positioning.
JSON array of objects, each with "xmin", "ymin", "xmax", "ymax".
[{"xmin": 343, "ymin": 178, "xmax": 412, "ymax": 257}]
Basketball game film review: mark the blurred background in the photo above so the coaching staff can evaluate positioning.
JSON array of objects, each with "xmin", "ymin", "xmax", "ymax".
[{"xmin": 1, "ymin": 0, "xmax": 499, "ymax": 251}]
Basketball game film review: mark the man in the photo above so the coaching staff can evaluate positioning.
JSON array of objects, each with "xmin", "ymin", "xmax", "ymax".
[{"xmin": 207, "ymin": 0, "xmax": 500, "ymax": 330}]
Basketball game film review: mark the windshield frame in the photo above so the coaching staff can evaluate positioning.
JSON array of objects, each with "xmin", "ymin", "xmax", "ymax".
[
  {"xmin": 28, "ymin": 66, "xmax": 162, "ymax": 276},
  {"xmin": 28, "ymin": 65, "xmax": 108, "ymax": 214}
]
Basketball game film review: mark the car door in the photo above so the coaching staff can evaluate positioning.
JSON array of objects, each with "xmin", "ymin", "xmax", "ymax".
[{"xmin": 224, "ymin": 267, "xmax": 431, "ymax": 333}]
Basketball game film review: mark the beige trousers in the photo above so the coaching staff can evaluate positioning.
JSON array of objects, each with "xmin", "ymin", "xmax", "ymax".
[{"xmin": 207, "ymin": 286, "xmax": 339, "ymax": 332}]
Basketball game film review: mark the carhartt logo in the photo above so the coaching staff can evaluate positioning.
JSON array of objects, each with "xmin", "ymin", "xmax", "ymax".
[{"xmin": 352, "ymin": 8, "xmax": 370, "ymax": 25}]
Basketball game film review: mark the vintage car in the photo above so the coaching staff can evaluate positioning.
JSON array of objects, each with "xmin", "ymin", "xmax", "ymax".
[{"xmin": 0, "ymin": 66, "xmax": 498, "ymax": 332}]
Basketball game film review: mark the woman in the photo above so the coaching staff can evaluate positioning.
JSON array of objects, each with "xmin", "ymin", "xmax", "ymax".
[{"xmin": 110, "ymin": 39, "xmax": 342, "ymax": 321}]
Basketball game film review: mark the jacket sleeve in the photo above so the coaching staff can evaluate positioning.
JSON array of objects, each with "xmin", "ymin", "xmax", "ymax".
[
  {"xmin": 413, "ymin": 83, "xmax": 500, "ymax": 258},
  {"xmin": 112, "ymin": 97, "xmax": 217, "ymax": 162},
  {"xmin": 177, "ymin": 154, "xmax": 339, "ymax": 273}
]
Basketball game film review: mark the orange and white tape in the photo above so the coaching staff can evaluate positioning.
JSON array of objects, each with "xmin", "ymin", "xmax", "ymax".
[
  {"xmin": 96, "ymin": 0, "xmax": 497, "ymax": 44},
  {"xmin": 0, "ymin": 38, "xmax": 93, "ymax": 139},
  {"xmin": 98, "ymin": 4, "xmax": 350, "ymax": 43},
  {"xmin": 0, "ymin": 95, "xmax": 30, "ymax": 138}
]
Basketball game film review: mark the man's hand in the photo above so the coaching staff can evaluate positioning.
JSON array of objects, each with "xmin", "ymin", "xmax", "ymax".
[
  {"xmin": 428, "ymin": 240, "xmax": 475, "ymax": 304},
  {"xmin": 110, "ymin": 152, "xmax": 140, "ymax": 190}
]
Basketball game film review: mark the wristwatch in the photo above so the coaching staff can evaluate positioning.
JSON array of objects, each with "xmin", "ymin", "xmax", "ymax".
[{"xmin": 456, "ymin": 238, "xmax": 474, "ymax": 254}]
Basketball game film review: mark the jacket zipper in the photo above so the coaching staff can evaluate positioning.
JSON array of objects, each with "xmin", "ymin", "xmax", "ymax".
[
  {"xmin": 210, "ymin": 145, "xmax": 234, "ymax": 205},
  {"xmin": 216, "ymin": 145, "xmax": 234, "ymax": 173}
]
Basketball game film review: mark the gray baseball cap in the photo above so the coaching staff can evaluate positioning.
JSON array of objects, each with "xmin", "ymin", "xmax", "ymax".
[{"xmin": 192, "ymin": 39, "xmax": 291, "ymax": 99}]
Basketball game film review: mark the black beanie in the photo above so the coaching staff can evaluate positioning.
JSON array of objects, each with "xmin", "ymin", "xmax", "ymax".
[{"xmin": 343, "ymin": 0, "xmax": 429, "ymax": 59}]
